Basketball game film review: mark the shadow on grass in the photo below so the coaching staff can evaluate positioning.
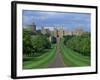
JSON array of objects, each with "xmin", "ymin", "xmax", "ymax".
[{"xmin": 23, "ymin": 44, "xmax": 56, "ymax": 69}]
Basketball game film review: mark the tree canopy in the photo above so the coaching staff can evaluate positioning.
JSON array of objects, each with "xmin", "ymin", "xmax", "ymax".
[{"xmin": 63, "ymin": 33, "xmax": 91, "ymax": 56}]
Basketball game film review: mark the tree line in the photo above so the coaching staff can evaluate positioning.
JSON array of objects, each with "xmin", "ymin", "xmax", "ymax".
[
  {"xmin": 63, "ymin": 33, "xmax": 91, "ymax": 56},
  {"xmin": 23, "ymin": 28, "xmax": 57, "ymax": 57}
]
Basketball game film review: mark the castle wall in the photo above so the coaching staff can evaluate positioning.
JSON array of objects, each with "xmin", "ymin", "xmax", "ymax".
[{"xmin": 41, "ymin": 26, "xmax": 83, "ymax": 38}]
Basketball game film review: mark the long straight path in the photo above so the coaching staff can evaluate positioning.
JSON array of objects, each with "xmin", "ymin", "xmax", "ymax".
[{"xmin": 48, "ymin": 37, "xmax": 65, "ymax": 68}]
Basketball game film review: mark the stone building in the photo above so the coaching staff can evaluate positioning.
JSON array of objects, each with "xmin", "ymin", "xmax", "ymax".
[
  {"xmin": 41, "ymin": 27, "xmax": 51, "ymax": 35},
  {"xmin": 53, "ymin": 26, "xmax": 64, "ymax": 38},
  {"xmin": 64, "ymin": 30, "xmax": 73, "ymax": 36},
  {"xmin": 41, "ymin": 26, "xmax": 83, "ymax": 39},
  {"xmin": 27, "ymin": 22, "xmax": 36, "ymax": 32},
  {"xmin": 72, "ymin": 27, "xmax": 83, "ymax": 36},
  {"xmin": 58, "ymin": 27, "xmax": 64, "ymax": 38},
  {"xmin": 53, "ymin": 27, "xmax": 58, "ymax": 37},
  {"xmin": 41, "ymin": 27, "xmax": 46, "ymax": 35}
]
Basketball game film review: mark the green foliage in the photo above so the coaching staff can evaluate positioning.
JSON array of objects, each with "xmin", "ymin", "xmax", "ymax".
[
  {"xmin": 51, "ymin": 36, "xmax": 57, "ymax": 44},
  {"xmin": 64, "ymin": 33, "xmax": 91, "ymax": 56},
  {"xmin": 44, "ymin": 32, "xmax": 51, "ymax": 37},
  {"xmin": 31, "ymin": 35, "xmax": 51, "ymax": 54},
  {"xmin": 36, "ymin": 30, "xmax": 42, "ymax": 35},
  {"xmin": 23, "ymin": 28, "xmax": 51, "ymax": 57},
  {"xmin": 60, "ymin": 40, "xmax": 90, "ymax": 67},
  {"xmin": 23, "ymin": 29, "xmax": 33, "ymax": 55},
  {"xmin": 63, "ymin": 35, "xmax": 73, "ymax": 44},
  {"xmin": 23, "ymin": 44, "xmax": 56, "ymax": 69},
  {"xmin": 25, "ymin": 27, "xmax": 36, "ymax": 35}
]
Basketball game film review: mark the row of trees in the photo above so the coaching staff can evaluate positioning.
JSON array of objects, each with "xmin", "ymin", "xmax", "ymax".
[
  {"xmin": 23, "ymin": 29, "xmax": 51, "ymax": 57},
  {"xmin": 63, "ymin": 33, "xmax": 91, "ymax": 56}
]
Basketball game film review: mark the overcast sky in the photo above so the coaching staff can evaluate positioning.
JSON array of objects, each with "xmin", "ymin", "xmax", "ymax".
[{"xmin": 22, "ymin": 10, "xmax": 91, "ymax": 32}]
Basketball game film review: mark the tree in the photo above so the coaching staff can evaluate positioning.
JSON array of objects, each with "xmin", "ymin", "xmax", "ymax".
[
  {"xmin": 23, "ymin": 29, "xmax": 33, "ymax": 56},
  {"xmin": 63, "ymin": 35, "xmax": 73, "ymax": 44},
  {"xmin": 31, "ymin": 35, "xmax": 51, "ymax": 53},
  {"xmin": 51, "ymin": 36, "xmax": 57, "ymax": 44},
  {"xmin": 64, "ymin": 33, "xmax": 91, "ymax": 56}
]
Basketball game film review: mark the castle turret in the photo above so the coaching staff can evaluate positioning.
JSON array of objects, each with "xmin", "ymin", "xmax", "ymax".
[{"xmin": 27, "ymin": 22, "xmax": 36, "ymax": 32}]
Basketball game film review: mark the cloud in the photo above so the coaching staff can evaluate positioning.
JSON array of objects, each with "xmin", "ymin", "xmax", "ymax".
[
  {"xmin": 30, "ymin": 11, "xmax": 66, "ymax": 20},
  {"xmin": 23, "ymin": 10, "xmax": 91, "ymax": 32},
  {"xmin": 32, "ymin": 12, "xmax": 59, "ymax": 20},
  {"xmin": 22, "ymin": 15, "xmax": 35, "ymax": 26},
  {"xmin": 44, "ymin": 26, "xmax": 54, "ymax": 31}
]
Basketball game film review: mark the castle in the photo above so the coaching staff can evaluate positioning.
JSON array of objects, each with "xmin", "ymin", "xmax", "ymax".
[
  {"xmin": 41, "ymin": 26, "xmax": 83, "ymax": 38},
  {"xmin": 26, "ymin": 23, "xmax": 84, "ymax": 38}
]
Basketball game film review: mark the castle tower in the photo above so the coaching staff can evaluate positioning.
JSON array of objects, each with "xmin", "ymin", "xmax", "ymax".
[
  {"xmin": 54, "ymin": 27, "xmax": 58, "ymax": 38},
  {"xmin": 41, "ymin": 27, "xmax": 46, "ymax": 34},
  {"xmin": 32, "ymin": 22, "xmax": 36, "ymax": 32},
  {"xmin": 27, "ymin": 22, "xmax": 36, "ymax": 32},
  {"xmin": 59, "ymin": 26, "xmax": 64, "ymax": 38}
]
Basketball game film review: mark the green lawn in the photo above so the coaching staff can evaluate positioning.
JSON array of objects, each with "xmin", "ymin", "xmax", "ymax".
[
  {"xmin": 60, "ymin": 39, "xmax": 91, "ymax": 67},
  {"xmin": 23, "ymin": 44, "xmax": 56, "ymax": 69}
]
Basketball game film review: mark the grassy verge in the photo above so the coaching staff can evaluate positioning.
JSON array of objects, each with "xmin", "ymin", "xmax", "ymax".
[
  {"xmin": 23, "ymin": 44, "xmax": 56, "ymax": 69},
  {"xmin": 60, "ymin": 39, "xmax": 91, "ymax": 67}
]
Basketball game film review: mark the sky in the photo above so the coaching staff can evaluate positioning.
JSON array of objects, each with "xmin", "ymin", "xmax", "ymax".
[{"xmin": 22, "ymin": 10, "xmax": 91, "ymax": 32}]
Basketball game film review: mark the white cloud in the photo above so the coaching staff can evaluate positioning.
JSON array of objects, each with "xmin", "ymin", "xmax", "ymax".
[
  {"xmin": 33, "ymin": 12, "xmax": 65, "ymax": 20},
  {"xmin": 44, "ymin": 26, "xmax": 55, "ymax": 31}
]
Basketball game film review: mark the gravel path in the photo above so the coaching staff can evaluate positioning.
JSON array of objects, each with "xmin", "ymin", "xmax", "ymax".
[{"xmin": 48, "ymin": 38, "xmax": 65, "ymax": 68}]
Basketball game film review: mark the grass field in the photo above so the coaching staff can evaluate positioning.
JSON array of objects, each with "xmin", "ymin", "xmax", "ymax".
[
  {"xmin": 60, "ymin": 39, "xmax": 91, "ymax": 67},
  {"xmin": 23, "ymin": 44, "xmax": 56, "ymax": 69},
  {"xmin": 23, "ymin": 38, "xmax": 91, "ymax": 69}
]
